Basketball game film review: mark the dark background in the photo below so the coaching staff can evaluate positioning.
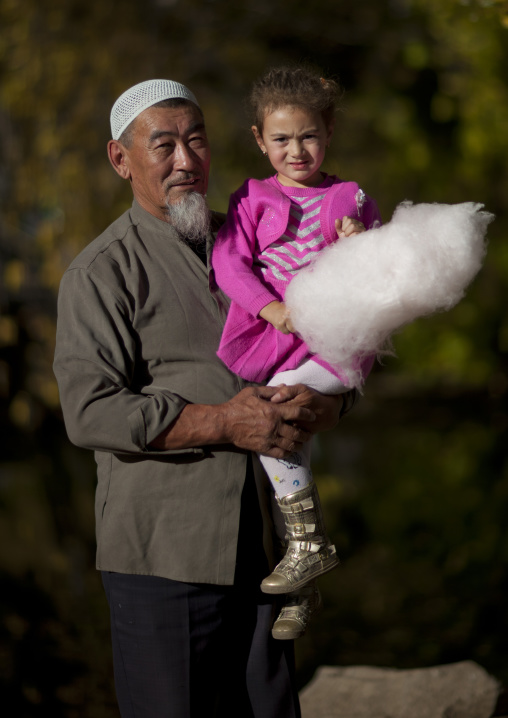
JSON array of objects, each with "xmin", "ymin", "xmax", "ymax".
[{"xmin": 0, "ymin": 0, "xmax": 507, "ymax": 715}]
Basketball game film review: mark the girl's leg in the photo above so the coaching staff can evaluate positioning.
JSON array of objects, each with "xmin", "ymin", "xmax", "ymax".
[
  {"xmin": 259, "ymin": 360, "xmax": 346, "ymax": 597},
  {"xmin": 269, "ymin": 358, "xmax": 347, "ymax": 396},
  {"xmin": 260, "ymin": 359, "xmax": 346, "ymax": 500}
]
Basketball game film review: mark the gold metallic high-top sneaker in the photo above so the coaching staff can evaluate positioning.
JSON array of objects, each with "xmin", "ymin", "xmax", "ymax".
[
  {"xmin": 272, "ymin": 581, "xmax": 322, "ymax": 640},
  {"xmin": 261, "ymin": 482, "xmax": 339, "ymax": 594}
]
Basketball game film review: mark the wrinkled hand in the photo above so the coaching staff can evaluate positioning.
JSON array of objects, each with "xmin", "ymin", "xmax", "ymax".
[
  {"xmin": 259, "ymin": 300, "xmax": 295, "ymax": 334},
  {"xmin": 335, "ymin": 216, "xmax": 365, "ymax": 239},
  {"xmin": 219, "ymin": 385, "xmax": 314, "ymax": 458},
  {"xmin": 269, "ymin": 383, "xmax": 345, "ymax": 434}
]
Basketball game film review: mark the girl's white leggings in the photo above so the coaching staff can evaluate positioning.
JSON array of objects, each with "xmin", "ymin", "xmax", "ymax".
[{"xmin": 259, "ymin": 358, "xmax": 346, "ymax": 499}]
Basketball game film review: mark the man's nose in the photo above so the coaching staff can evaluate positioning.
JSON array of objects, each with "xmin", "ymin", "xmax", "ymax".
[{"xmin": 173, "ymin": 142, "xmax": 196, "ymax": 170}]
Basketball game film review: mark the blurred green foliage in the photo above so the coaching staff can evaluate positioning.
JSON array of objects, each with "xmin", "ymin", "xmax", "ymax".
[{"xmin": 0, "ymin": 0, "xmax": 507, "ymax": 714}]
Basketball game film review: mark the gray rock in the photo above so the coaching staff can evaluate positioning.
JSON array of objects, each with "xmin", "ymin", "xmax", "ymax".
[{"xmin": 299, "ymin": 661, "xmax": 500, "ymax": 718}]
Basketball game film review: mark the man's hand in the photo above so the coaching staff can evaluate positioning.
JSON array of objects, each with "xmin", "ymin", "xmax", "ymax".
[
  {"xmin": 149, "ymin": 385, "xmax": 315, "ymax": 458},
  {"xmin": 218, "ymin": 386, "xmax": 314, "ymax": 457},
  {"xmin": 270, "ymin": 383, "xmax": 345, "ymax": 434}
]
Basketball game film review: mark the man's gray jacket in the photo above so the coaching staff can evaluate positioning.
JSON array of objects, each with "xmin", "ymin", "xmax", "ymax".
[{"xmin": 54, "ymin": 199, "xmax": 265, "ymax": 585}]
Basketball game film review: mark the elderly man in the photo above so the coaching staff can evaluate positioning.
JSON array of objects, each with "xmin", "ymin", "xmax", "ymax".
[{"xmin": 54, "ymin": 80, "xmax": 352, "ymax": 718}]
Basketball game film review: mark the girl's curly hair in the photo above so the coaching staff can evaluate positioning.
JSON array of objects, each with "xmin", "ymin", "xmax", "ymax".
[{"xmin": 249, "ymin": 66, "xmax": 342, "ymax": 133}]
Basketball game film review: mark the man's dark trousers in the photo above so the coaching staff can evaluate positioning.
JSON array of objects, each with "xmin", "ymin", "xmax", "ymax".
[{"xmin": 102, "ymin": 467, "xmax": 301, "ymax": 718}]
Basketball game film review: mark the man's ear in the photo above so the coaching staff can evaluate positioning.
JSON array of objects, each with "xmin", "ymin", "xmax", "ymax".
[
  {"xmin": 251, "ymin": 126, "xmax": 267, "ymax": 154},
  {"xmin": 107, "ymin": 140, "xmax": 131, "ymax": 180}
]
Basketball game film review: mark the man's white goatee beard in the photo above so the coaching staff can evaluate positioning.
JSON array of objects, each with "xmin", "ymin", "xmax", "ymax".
[{"xmin": 167, "ymin": 192, "xmax": 211, "ymax": 246}]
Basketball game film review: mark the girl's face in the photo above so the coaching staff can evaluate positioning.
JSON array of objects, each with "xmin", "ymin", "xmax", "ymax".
[{"xmin": 252, "ymin": 105, "xmax": 333, "ymax": 188}]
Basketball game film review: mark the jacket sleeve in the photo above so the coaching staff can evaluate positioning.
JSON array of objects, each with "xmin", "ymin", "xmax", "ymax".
[
  {"xmin": 211, "ymin": 190, "xmax": 280, "ymax": 317},
  {"xmin": 53, "ymin": 263, "xmax": 200, "ymax": 456}
]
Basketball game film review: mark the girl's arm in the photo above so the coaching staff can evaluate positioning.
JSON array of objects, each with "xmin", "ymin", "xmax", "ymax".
[{"xmin": 212, "ymin": 191, "xmax": 280, "ymax": 317}]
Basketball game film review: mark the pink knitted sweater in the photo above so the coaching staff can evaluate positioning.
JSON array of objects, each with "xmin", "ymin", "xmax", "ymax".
[{"xmin": 211, "ymin": 174, "xmax": 381, "ymax": 383}]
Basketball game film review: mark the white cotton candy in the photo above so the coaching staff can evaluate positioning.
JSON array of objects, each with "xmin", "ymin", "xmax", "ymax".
[{"xmin": 285, "ymin": 201, "xmax": 494, "ymax": 389}]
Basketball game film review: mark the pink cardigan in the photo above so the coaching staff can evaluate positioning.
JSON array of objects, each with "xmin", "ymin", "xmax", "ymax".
[{"xmin": 211, "ymin": 174, "xmax": 381, "ymax": 383}]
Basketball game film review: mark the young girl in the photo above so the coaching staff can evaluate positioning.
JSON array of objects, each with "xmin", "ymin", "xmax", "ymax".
[{"xmin": 211, "ymin": 67, "xmax": 381, "ymax": 638}]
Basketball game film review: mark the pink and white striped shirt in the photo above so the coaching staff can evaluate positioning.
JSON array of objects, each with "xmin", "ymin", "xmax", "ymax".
[{"xmin": 255, "ymin": 180, "xmax": 333, "ymax": 282}]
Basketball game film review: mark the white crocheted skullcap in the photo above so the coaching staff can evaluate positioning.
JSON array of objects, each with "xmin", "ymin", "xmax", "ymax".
[{"xmin": 110, "ymin": 79, "xmax": 200, "ymax": 140}]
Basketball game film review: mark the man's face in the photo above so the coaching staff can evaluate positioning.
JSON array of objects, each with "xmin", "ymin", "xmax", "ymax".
[{"xmin": 117, "ymin": 103, "xmax": 211, "ymax": 222}]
